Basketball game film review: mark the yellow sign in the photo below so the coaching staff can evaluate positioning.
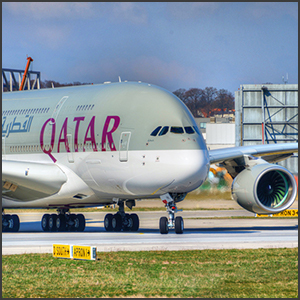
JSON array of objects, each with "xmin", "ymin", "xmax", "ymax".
[
  {"xmin": 256, "ymin": 209, "xmax": 298, "ymax": 218},
  {"xmin": 53, "ymin": 244, "xmax": 97, "ymax": 260},
  {"xmin": 53, "ymin": 244, "xmax": 71, "ymax": 259},
  {"xmin": 73, "ymin": 245, "xmax": 97, "ymax": 260}
]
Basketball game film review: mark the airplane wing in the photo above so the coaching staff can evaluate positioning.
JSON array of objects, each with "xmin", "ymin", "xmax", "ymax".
[
  {"xmin": 209, "ymin": 142, "xmax": 298, "ymax": 178},
  {"xmin": 2, "ymin": 160, "xmax": 67, "ymax": 201}
]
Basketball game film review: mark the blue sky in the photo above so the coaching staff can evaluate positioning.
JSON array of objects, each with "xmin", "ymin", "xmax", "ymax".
[{"xmin": 2, "ymin": 2, "xmax": 298, "ymax": 94}]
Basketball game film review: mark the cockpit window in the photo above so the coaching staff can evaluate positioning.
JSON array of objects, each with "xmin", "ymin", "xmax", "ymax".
[
  {"xmin": 150, "ymin": 126, "xmax": 162, "ymax": 136},
  {"xmin": 170, "ymin": 127, "xmax": 184, "ymax": 134},
  {"xmin": 151, "ymin": 125, "xmax": 197, "ymax": 136},
  {"xmin": 159, "ymin": 126, "xmax": 169, "ymax": 136},
  {"xmin": 184, "ymin": 126, "xmax": 195, "ymax": 134}
]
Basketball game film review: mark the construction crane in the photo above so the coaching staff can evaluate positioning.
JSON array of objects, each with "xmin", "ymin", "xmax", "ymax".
[{"xmin": 19, "ymin": 56, "xmax": 33, "ymax": 91}]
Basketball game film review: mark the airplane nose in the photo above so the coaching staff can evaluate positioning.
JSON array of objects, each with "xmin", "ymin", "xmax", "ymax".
[
  {"xmin": 162, "ymin": 149, "xmax": 210, "ymax": 193},
  {"xmin": 123, "ymin": 149, "xmax": 210, "ymax": 196}
]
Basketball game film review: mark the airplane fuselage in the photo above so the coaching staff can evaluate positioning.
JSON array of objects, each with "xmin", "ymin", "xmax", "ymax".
[{"xmin": 2, "ymin": 82, "xmax": 210, "ymax": 208}]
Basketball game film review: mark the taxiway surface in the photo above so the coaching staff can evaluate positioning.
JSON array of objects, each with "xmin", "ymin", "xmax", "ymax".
[{"xmin": 2, "ymin": 210, "xmax": 298, "ymax": 255}]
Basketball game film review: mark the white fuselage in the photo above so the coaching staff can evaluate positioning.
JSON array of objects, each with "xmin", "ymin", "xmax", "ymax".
[{"xmin": 2, "ymin": 82, "xmax": 210, "ymax": 208}]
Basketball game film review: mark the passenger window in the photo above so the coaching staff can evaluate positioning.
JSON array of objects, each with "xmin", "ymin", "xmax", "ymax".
[
  {"xmin": 150, "ymin": 126, "xmax": 162, "ymax": 136},
  {"xmin": 170, "ymin": 127, "xmax": 184, "ymax": 134},
  {"xmin": 184, "ymin": 126, "xmax": 195, "ymax": 134},
  {"xmin": 159, "ymin": 126, "xmax": 169, "ymax": 136}
]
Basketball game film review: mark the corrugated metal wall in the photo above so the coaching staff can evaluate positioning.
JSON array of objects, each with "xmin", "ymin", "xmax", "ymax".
[
  {"xmin": 206, "ymin": 123, "xmax": 235, "ymax": 145},
  {"xmin": 235, "ymin": 84, "xmax": 298, "ymax": 174}
]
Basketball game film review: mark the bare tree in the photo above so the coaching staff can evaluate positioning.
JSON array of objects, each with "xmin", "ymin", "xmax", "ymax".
[
  {"xmin": 214, "ymin": 89, "xmax": 234, "ymax": 117},
  {"xmin": 173, "ymin": 86, "xmax": 234, "ymax": 118},
  {"xmin": 40, "ymin": 80, "xmax": 89, "ymax": 89},
  {"xmin": 173, "ymin": 88, "xmax": 186, "ymax": 101},
  {"xmin": 184, "ymin": 88, "xmax": 205, "ymax": 117}
]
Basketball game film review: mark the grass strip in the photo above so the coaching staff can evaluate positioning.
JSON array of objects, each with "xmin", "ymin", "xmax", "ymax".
[{"xmin": 2, "ymin": 248, "xmax": 298, "ymax": 298}]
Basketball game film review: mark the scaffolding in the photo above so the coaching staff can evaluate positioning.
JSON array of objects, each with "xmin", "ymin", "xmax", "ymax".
[
  {"xmin": 235, "ymin": 84, "xmax": 298, "ymax": 173},
  {"xmin": 261, "ymin": 86, "xmax": 298, "ymax": 144},
  {"xmin": 2, "ymin": 68, "xmax": 41, "ymax": 92},
  {"xmin": 236, "ymin": 85, "xmax": 298, "ymax": 145}
]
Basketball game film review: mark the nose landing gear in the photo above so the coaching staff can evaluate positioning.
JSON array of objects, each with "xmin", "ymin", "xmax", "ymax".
[{"xmin": 159, "ymin": 193, "xmax": 184, "ymax": 234}]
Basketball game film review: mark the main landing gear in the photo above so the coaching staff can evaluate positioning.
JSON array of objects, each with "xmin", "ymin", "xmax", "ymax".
[
  {"xmin": 41, "ymin": 208, "xmax": 85, "ymax": 232},
  {"xmin": 159, "ymin": 193, "xmax": 185, "ymax": 234},
  {"xmin": 2, "ymin": 210, "xmax": 20, "ymax": 232},
  {"xmin": 104, "ymin": 200, "xmax": 139, "ymax": 232}
]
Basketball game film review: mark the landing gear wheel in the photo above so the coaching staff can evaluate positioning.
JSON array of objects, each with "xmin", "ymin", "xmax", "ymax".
[
  {"xmin": 78, "ymin": 214, "xmax": 85, "ymax": 231},
  {"xmin": 130, "ymin": 213, "xmax": 139, "ymax": 232},
  {"xmin": 2, "ymin": 215, "xmax": 8, "ymax": 232},
  {"xmin": 4, "ymin": 214, "xmax": 11, "ymax": 232},
  {"xmin": 3, "ymin": 214, "xmax": 20, "ymax": 232},
  {"xmin": 123, "ymin": 214, "xmax": 131, "ymax": 232},
  {"xmin": 69, "ymin": 214, "xmax": 76, "ymax": 231},
  {"xmin": 175, "ymin": 216, "xmax": 184, "ymax": 234},
  {"xmin": 159, "ymin": 216, "xmax": 169, "ymax": 234},
  {"xmin": 41, "ymin": 214, "xmax": 50, "ymax": 231},
  {"xmin": 107, "ymin": 200, "xmax": 140, "ymax": 232},
  {"xmin": 112, "ymin": 214, "xmax": 122, "ymax": 232},
  {"xmin": 56, "ymin": 214, "xmax": 66, "ymax": 231},
  {"xmin": 104, "ymin": 213, "xmax": 113, "ymax": 231},
  {"xmin": 73, "ymin": 214, "xmax": 85, "ymax": 232},
  {"xmin": 49, "ymin": 214, "xmax": 57, "ymax": 232},
  {"xmin": 5, "ymin": 215, "xmax": 10, "ymax": 232},
  {"xmin": 11, "ymin": 214, "xmax": 20, "ymax": 232}
]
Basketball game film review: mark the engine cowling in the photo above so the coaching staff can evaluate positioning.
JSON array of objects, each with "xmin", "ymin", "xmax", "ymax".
[{"xmin": 231, "ymin": 163, "xmax": 297, "ymax": 214}]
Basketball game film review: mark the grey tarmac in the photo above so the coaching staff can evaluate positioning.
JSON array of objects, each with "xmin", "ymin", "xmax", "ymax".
[{"xmin": 2, "ymin": 209, "xmax": 298, "ymax": 255}]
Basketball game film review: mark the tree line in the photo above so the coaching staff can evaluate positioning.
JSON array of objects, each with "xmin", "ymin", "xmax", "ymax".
[
  {"xmin": 40, "ymin": 80, "xmax": 88, "ymax": 88},
  {"xmin": 173, "ymin": 87, "xmax": 234, "ymax": 118},
  {"xmin": 30, "ymin": 80, "xmax": 235, "ymax": 118}
]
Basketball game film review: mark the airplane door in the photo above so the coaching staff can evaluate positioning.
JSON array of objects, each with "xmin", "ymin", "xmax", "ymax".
[
  {"xmin": 2, "ymin": 137, "xmax": 6, "ymax": 159},
  {"xmin": 119, "ymin": 132, "xmax": 131, "ymax": 162},
  {"xmin": 67, "ymin": 134, "xmax": 74, "ymax": 163},
  {"xmin": 51, "ymin": 96, "xmax": 69, "ymax": 121}
]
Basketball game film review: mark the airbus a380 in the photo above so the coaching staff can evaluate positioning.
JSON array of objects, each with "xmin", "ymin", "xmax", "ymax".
[{"xmin": 2, "ymin": 82, "xmax": 298, "ymax": 234}]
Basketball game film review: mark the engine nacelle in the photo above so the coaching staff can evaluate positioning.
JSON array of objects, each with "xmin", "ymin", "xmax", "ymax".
[{"xmin": 231, "ymin": 163, "xmax": 297, "ymax": 214}]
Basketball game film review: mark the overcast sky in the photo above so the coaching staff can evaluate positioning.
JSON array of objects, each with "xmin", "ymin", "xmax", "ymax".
[{"xmin": 2, "ymin": 2, "xmax": 298, "ymax": 94}]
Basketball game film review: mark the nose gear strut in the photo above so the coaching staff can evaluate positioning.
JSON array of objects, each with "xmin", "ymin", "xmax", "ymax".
[{"xmin": 160, "ymin": 193, "xmax": 184, "ymax": 234}]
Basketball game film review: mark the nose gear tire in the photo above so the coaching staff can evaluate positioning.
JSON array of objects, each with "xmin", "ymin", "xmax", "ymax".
[
  {"xmin": 175, "ymin": 216, "xmax": 184, "ymax": 234},
  {"xmin": 159, "ymin": 216, "xmax": 169, "ymax": 234}
]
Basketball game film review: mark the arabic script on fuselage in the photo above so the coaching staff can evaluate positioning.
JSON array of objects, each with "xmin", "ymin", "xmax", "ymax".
[{"xmin": 2, "ymin": 115, "xmax": 34, "ymax": 138}]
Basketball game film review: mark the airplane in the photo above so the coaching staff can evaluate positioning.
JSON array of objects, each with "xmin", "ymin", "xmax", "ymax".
[{"xmin": 2, "ymin": 81, "xmax": 298, "ymax": 234}]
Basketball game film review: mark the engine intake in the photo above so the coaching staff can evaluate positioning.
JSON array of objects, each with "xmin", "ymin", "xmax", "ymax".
[{"xmin": 231, "ymin": 164, "xmax": 297, "ymax": 214}]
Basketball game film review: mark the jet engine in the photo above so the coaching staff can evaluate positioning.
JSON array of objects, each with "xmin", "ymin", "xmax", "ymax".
[{"xmin": 231, "ymin": 163, "xmax": 297, "ymax": 214}]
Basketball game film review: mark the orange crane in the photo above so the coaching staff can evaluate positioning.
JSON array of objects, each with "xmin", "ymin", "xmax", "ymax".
[{"xmin": 19, "ymin": 56, "xmax": 33, "ymax": 91}]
